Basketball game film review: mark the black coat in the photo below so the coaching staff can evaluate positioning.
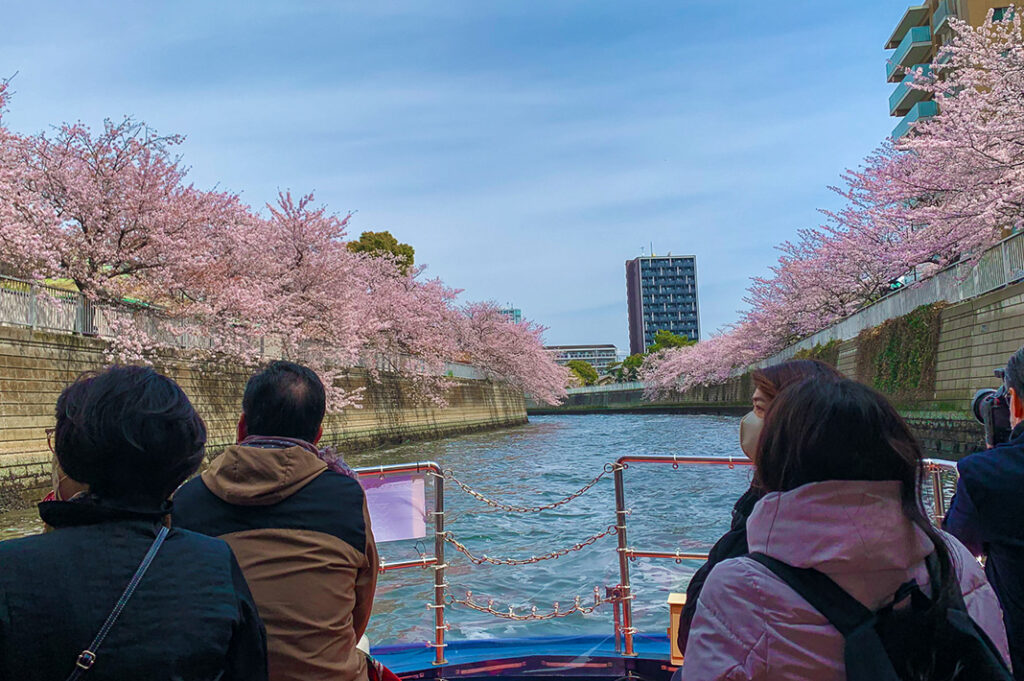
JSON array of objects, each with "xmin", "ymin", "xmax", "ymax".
[
  {"xmin": 0, "ymin": 498, "xmax": 267, "ymax": 681},
  {"xmin": 676, "ymin": 485, "xmax": 762, "ymax": 656},
  {"xmin": 944, "ymin": 422, "xmax": 1024, "ymax": 680}
]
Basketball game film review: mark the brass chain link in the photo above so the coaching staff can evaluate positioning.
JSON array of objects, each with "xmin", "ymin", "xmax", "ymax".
[
  {"xmin": 436, "ymin": 462, "xmax": 623, "ymax": 513},
  {"xmin": 442, "ymin": 524, "xmax": 618, "ymax": 566},
  {"xmin": 446, "ymin": 586, "xmax": 606, "ymax": 621}
]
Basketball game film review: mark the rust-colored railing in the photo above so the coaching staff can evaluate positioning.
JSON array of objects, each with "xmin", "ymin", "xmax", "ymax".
[
  {"xmin": 611, "ymin": 454, "xmax": 958, "ymax": 656},
  {"xmin": 354, "ymin": 461, "xmax": 447, "ymax": 666}
]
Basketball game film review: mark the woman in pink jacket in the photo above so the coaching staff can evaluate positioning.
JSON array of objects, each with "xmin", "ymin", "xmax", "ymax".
[{"xmin": 680, "ymin": 378, "xmax": 1011, "ymax": 680}]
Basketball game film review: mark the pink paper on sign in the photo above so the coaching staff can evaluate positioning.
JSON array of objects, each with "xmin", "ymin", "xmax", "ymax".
[{"xmin": 361, "ymin": 473, "xmax": 427, "ymax": 543}]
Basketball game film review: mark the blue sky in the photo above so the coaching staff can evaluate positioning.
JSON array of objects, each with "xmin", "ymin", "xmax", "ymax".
[{"xmin": 2, "ymin": 1, "xmax": 901, "ymax": 350}]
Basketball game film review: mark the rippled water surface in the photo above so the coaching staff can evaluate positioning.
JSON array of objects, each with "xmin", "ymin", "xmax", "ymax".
[{"xmin": 0, "ymin": 414, "xmax": 750, "ymax": 646}]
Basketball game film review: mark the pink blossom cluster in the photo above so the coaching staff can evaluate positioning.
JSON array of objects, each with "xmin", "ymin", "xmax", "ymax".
[
  {"xmin": 0, "ymin": 88, "xmax": 567, "ymax": 407},
  {"xmin": 644, "ymin": 10, "xmax": 1024, "ymax": 397}
]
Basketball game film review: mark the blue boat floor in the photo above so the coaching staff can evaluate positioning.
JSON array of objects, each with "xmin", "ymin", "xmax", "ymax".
[{"xmin": 372, "ymin": 632, "xmax": 672, "ymax": 674}]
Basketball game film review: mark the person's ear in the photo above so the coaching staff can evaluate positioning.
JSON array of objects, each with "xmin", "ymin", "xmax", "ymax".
[
  {"xmin": 312, "ymin": 425, "xmax": 323, "ymax": 445},
  {"xmin": 236, "ymin": 414, "xmax": 247, "ymax": 443},
  {"xmin": 1011, "ymin": 388, "xmax": 1024, "ymax": 423}
]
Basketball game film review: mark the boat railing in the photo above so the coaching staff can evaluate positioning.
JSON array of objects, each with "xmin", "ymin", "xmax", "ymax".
[
  {"xmin": 354, "ymin": 461, "xmax": 448, "ymax": 666},
  {"xmin": 610, "ymin": 454, "xmax": 959, "ymax": 656},
  {"xmin": 355, "ymin": 455, "xmax": 959, "ymax": 664}
]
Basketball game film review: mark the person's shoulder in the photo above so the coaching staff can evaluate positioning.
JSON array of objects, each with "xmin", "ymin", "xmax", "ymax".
[
  {"xmin": 308, "ymin": 468, "xmax": 366, "ymax": 499},
  {"xmin": 166, "ymin": 526, "xmax": 235, "ymax": 561},
  {"xmin": 958, "ymin": 441, "xmax": 1024, "ymax": 485},
  {"xmin": 174, "ymin": 474, "xmax": 211, "ymax": 501}
]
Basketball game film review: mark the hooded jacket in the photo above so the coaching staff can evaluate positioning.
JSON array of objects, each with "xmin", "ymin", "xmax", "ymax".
[
  {"xmin": 172, "ymin": 444, "xmax": 378, "ymax": 681},
  {"xmin": 679, "ymin": 480, "xmax": 1010, "ymax": 681},
  {"xmin": 0, "ymin": 498, "xmax": 267, "ymax": 681}
]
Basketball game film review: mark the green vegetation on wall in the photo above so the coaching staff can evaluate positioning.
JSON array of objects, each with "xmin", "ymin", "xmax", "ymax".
[
  {"xmin": 793, "ymin": 339, "xmax": 842, "ymax": 367},
  {"xmin": 855, "ymin": 303, "xmax": 945, "ymax": 402}
]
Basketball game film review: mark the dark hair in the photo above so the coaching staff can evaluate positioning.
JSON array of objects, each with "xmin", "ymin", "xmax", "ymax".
[
  {"xmin": 54, "ymin": 365, "xmax": 207, "ymax": 503},
  {"xmin": 242, "ymin": 361, "xmax": 326, "ymax": 442},
  {"xmin": 755, "ymin": 379, "xmax": 957, "ymax": 627},
  {"xmin": 752, "ymin": 359, "xmax": 843, "ymax": 401},
  {"xmin": 1004, "ymin": 346, "xmax": 1024, "ymax": 398}
]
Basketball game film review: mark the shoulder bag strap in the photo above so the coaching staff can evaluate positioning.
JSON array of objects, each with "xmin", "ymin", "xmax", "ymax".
[{"xmin": 66, "ymin": 524, "xmax": 170, "ymax": 681}]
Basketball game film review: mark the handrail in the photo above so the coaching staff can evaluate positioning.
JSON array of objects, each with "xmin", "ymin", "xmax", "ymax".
[
  {"xmin": 0, "ymin": 273, "xmax": 485, "ymax": 380},
  {"xmin": 611, "ymin": 454, "xmax": 958, "ymax": 656},
  {"xmin": 354, "ymin": 461, "xmax": 447, "ymax": 665}
]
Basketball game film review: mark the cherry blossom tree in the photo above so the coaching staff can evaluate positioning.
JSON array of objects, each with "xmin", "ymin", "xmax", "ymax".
[
  {"xmin": 459, "ymin": 301, "xmax": 568, "ymax": 405},
  {"xmin": 645, "ymin": 9, "xmax": 1024, "ymax": 398},
  {"xmin": 0, "ymin": 97, "xmax": 567, "ymax": 407}
]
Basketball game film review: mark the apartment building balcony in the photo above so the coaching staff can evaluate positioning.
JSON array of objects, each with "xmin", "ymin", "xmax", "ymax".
[
  {"xmin": 887, "ymin": 25, "xmax": 932, "ymax": 82},
  {"xmin": 885, "ymin": 5, "xmax": 930, "ymax": 49},
  {"xmin": 933, "ymin": 0, "xmax": 957, "ymax": 34},
  {"xmin": 892, "ymin": 100, "xmax": 939, "ymax": 139},
  {"xmin": 889, "ymin": 64, "xmax": 931, "ymax": 116}
]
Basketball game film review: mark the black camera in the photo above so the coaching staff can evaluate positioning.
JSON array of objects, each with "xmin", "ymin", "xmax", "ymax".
[{"xmin": 972, "ymin": 368, "xmax": 1012, "ymax": 448}]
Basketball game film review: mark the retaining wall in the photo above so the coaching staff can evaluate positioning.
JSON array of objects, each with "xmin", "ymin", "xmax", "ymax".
[
  {"xmin": 536, "ymin": 280, "xmax": 1024, "ymax": 458},
  {"xmin": 0, "ymin": 325, "xmax": 526, "ymax": 509}
]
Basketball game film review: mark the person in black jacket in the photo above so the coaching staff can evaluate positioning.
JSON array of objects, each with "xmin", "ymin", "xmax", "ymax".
[
  {"xmin": 944, "ymin": 346, "xmax": 1024, "ymax": 679},
  {"xmin": 0, "ymin": 366, "xmax": 268, "ymax": 681},
  {"xmin": 675, "ymin": 359, "xmax": 843, "ymax": 658}
]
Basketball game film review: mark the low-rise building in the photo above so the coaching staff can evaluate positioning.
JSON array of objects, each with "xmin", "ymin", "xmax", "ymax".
[{"xmin": 545, "ymin": 344, "xmax": 619, "ymax": 373}]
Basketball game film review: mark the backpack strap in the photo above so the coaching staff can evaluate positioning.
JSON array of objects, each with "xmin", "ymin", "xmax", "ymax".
[
  {"xmin": 747, "ymin": 552, "xmax": 874, "ymax": 635},
  {"xmin": 748, "ymin": 552, "xmax": 903, "ymax": 681}
]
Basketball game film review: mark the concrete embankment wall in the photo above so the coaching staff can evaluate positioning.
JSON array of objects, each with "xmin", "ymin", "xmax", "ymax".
[
  {"xmin": 535, "ymin": 279, "xmax": 1024, "ymax": 459},
  {"xmin": 0, "ymin": 325, "xmax": 526, "ymax": 508}
]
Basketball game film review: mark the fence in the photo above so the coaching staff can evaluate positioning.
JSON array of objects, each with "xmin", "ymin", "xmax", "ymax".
[
  {"xmin": 366, "ymin": 454, "xmax": 959, "ymax": 662},
  {"xmin": 609, "ymin": 454, "xmax": 958, "ymax": 656},
  {"xmin": 565, "ymin": 381, "xmax": 645, "ymax": 395},
  {"xmin": 752, "ymin": 229, "xmax": 1024, "ymax": 369},
  {"xmin": 0, "ymin": 274, "xmax": 485, "ymax": 380}
]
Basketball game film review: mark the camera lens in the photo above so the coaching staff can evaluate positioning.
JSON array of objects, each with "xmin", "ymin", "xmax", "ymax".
[{"xmin": 972, "ymin": 388, "xmax": 997, "ymax": 424}]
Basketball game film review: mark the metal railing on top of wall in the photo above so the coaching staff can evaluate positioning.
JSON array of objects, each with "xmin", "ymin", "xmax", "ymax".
[
  {"xmin": 750, "ymin": 230, "xmax": 1024, "ymax": 370},
  {"xmin": 0, "ymin": 274, "xmax": 485, "ymax": 380}
]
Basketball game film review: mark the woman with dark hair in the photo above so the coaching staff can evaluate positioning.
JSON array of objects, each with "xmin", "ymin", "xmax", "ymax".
[
  {"xmin": 679, "ymin": 379, "xmax": 1009, "ymax": 680},
  {"xmin": 0, "ymin": 366, "xmax": 268, "ymax": 681},
  {"xmin": 676, "ymin": 359, "xmax": 843, "ymax": 655}
]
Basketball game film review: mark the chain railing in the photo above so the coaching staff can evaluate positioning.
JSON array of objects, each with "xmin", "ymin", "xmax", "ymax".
[
  {"xmin": 364, "ymin": 455, "xmax": 960, "ymax": 662},
  {"xmin": 442, "ymin": 462, "xmax": 621, "ymax": 514},
  {"xmin": 443, "ymin": 524, "xmax": 619, "ymax": 566},
  {"xmin": 609, "ymin": 454, "xmax": 959, "ymax": 656},
  {"xmin": 447, "ymin": 587, "xmax": 606, "ymax": 621}
]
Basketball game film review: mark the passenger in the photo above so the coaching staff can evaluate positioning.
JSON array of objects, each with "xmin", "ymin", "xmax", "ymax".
[
  {"xmin": 0, "ymin": 366, "xmax": 268, "ymax": 681},
  {"xmin": 944, "ymin": 346, "xmax": 1024, "ymax": 679},
  {"xmin": 173, "ymin": 360, "xmax": 379, "ymax": 681},
  {"xmin": 680, "ymin": 379, "xmax": 1010, "ymax": 680},
  {"xmin": 676, "ymin": 358, "xmax": 842, "ymax": 655}
]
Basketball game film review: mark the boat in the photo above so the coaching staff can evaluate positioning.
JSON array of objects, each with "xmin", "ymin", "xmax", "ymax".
[{"xmin": 356, "ymin": 456, "xmax": 957, "ymax": 680}]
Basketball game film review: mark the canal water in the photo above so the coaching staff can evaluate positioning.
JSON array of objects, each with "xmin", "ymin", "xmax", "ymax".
[{"xmin": 0, "ymin": 413, "xmax": 750, "ymax": 646}]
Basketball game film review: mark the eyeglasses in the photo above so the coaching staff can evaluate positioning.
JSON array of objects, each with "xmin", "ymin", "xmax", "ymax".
[{"xmin": 45, "ymin": 428, "xmax": 56, "ymax": 454}]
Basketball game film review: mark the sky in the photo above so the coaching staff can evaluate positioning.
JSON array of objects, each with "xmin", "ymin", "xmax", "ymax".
[{"xmin": 2, "ymin": 1, "xmax": 902, "ymax": 350}]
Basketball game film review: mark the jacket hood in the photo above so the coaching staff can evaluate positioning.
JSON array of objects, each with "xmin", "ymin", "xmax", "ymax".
[
  {"xmin": 200, "ymin": 444, "xmax": 327, "ymax": 506},
  {"xmin": 747, "ymin": 480, "xmax": 933, "ymax": 574}
]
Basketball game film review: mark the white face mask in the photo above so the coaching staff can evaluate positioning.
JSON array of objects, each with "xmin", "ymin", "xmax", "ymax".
[{"xmin": 740, "ymin": 411, "xmax": 763, "ymax": 461}]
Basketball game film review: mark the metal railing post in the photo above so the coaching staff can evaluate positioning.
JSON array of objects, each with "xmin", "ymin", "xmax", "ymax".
[
  {"xmin": 432, "ymin": 469, "xmax": 448, "ymax": 665},
  {"xmin": 613, "ymin": 464, "xmax": 636, "ymax": 656},
  {"xmin": 28, "ymin": 283, "xmax": 38, "ymax": 329}
]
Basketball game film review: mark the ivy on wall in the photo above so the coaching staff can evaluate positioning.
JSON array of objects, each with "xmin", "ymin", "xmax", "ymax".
[
  {"xmin": 855, "ymin": 303, "xmax": 946, "ymax": 402},
  {"xmin": 793, "ymin": 339, "xmax": 842, "ymax": 367}
]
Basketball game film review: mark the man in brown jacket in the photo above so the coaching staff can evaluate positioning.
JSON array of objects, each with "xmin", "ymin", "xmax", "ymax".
[{"xmin": 173, "ymin": 361, "xmax": 378, "ymax": 681}]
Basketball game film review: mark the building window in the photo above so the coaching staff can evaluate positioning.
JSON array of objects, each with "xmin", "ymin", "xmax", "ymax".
[{"xmin": 994, "ymin": 7, "xmax": 1011, "ymax": 20}]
